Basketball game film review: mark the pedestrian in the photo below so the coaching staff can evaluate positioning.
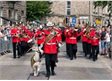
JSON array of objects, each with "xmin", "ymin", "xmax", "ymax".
[
  {"xmin": 105, "ymin": 28, "xmax": 111, "ymax": 55},
  {"xmin": 100, "ymin": 27, "xmax": 106, "ymax": 55}
]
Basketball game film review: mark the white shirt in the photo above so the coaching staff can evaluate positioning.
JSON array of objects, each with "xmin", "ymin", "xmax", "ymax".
[
  {"xmin": 105, "ymin": 33, "xmax": 110, "ymax": 42},
  {"xmin": 0, "ymin": 31, "xmax": 3, "ymax": 37}
]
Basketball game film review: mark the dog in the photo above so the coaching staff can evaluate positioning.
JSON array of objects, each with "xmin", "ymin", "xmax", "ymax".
[{"xmin": 31, "ymin": 46, "xmax": 42, "ymax": 76}]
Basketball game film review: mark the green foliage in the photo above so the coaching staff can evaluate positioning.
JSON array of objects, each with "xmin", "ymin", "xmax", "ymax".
[
  {"xmin": 26, "ymin": 1, "xmax": 52, "ymax": 21},
  {"xmin": 93, "ymin": 1, "xmax": 112, "ymax": 15}
]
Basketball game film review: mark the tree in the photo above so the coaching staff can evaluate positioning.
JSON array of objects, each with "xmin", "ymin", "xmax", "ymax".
[
  {"xmin": 26, "ymin": 1, "xmax": 52, "ymax": 21},
  {"xmin": 93, "ymin": 1, "xmax": 112, "ymax": 15}
]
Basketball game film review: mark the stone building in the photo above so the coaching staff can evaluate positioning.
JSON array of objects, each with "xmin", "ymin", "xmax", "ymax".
[
  {"xmin": 0, "ymin": 1, "xmax": 26, "ymax": 25},
  {"xmin": 46, "ymin": 1, "xmax": 111, "ymax": 26}
]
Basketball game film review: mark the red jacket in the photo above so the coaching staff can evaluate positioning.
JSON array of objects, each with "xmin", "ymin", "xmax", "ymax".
[
  {"xmin": 91, "ymin": 37, "xmax": 99, "ymax": 46},
  {"xmin": 44, "ymin": 29, "xmax": 58, "ymax": 54},
  {"xmin": 10, "ymin": 28, "xmax": 20, "ymax": 43},
  {"xmin": 81, "ymin": 28, "xmax": 88, "ymax": 43},
  {"xmin": 87, "ymin": 29, "xmax": 96, "ymax": 44},
  {"xmin": 87, "ymin": 38, "xmax": 91, "ymax": 44},
  {"xmin": 35, "ymin": 30, "xmax": 45, "ymax": 45},
  {"xmin": 21, "ymin": 37, "xmax": 30, "ymax": 42},
  {"xmin": 44, "ymin": 36, "xmax": 58, "ymax": 54},
  {"xmin": 65, "ymin": 29, "xmax": 78, "ymax": 44},
  {"xmin": 64, "ymin": 28, "xmax": 70, "ymax": 42},
  {"xmin": 26, "ymin": 30, "xmax": 34, "ymax": 38},
  {"xmin": 55, "ymin": 28, "xmax": 62, "ymax": 43}
]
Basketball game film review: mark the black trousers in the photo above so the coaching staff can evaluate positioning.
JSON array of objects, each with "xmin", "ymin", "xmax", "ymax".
[
  {"xmin": 87, "ymin": 43, "xmax": 92, "ymax": 57},
  {"xmin": 12, "ymin": 42, "xmax": 21, "ymax": 58},
  {"xmin": 68, "ymin": 44, "xmax": 77, "ymax": 60},
  {"xmin": 82, "ymin": 42, "xmax": 87, "ymax": 56},
  {"xmin": 45, "ymin": 54, "xmax": 57, "ymax": 76},
  {"xmin": 91, "ymin": 45, "xmax": 99, "ymax": 61},
  {"xmin": 20, "ymin": 41, "xmax": 28, "ymax": 56},
  {"xmin": 66, "ymin": 43, "xmax": 70, "ymax": 57}
]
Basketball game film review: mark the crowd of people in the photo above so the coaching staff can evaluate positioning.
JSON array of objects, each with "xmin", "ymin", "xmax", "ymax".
[{"xmin": 0, "ymin": 21, "xmax": 112, "ymax": 77}]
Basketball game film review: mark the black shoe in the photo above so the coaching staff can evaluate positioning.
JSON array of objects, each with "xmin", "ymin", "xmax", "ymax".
[
  {"xmin": 70, "ymin": 58, "xmax": 73, "ymax": 60},
  {"xmin": 51, "ymin": 71, "xmax": 56, "ymax": 76},
  {"xmin": 1, "ymin": 53, "xmax": 5, "ymax": 55},
  {"xmin": 56, "ymin": 59, "xmax": 58, "ymax": 63},
  {"xmin": 18, "ymin": 56, "xmax": 20, "ymax": 58},
  {"xmin": 74, "ymin": 56, "xmax": 77, "ymax": 59},
  {"xmin": 45, "ymin": 74, "xmax": 50, "ymax": 77},
  {"xmin": 13, "ymin": 57, "xmax": 16, "ymax": 59},
  {"xmin": 85, "ymin": 54, "xmax": 87, "ymax": 57},
  {"xmin": 54, "ymin": 64, "xmax": 57, "ymax": 67},
  {"xmin": 89, "ymin": 56, "xmax": 92, "ymax": 59},
  {"xmin": 93, "ymin": 59, "xmax": 96, "ymax": 61}
]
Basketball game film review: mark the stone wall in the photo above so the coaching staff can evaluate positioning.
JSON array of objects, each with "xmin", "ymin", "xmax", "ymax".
[{"xmin": 0, "ymin": 1, "xmax": 26, "ymax": 25}]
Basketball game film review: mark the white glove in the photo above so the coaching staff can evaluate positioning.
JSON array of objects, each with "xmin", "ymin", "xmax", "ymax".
[
  {"xmin": 83, "ymin": 29, "xmax": 86, "ymax": 32},
  {"xmin": 4, "ymin": 36, "xmax": 8, "ymax": 41},
  {"xmin": 74, "ymin": 29, "xmax": 78, "ymax": 31},
  {"xmin": 66, "ymin": 29, "xmax": 69, "ymax": 32},
  {"xmin": 27, "ymin": 39, "xmax": 33, "ymax": 43},
  {"xmin": 38, "ymin": 44, "xmax": 43, "ymax": 54},
  {"xmin": 58, "ymin": 43, "xmax": 62, "ymax": 48}
]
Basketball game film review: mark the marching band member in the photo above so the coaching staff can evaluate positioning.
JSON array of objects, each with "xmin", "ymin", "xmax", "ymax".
[
  {"xmin": 10, "ymin": 24, "xmax": 21, "ymax": 59},
  {"xmin": 65, "ymin": 26, "xmax": 80, "ymax": 60},
  {"xmin": 91, "ymin": 32, "xmax": 100, "ymax": 61},
  {"xmin": 35, "ymin": 25, "xmax": 45, "ymax": 58},
  {"xmin": 20, "ymin": 32, "xmax": 30, "ymax": 56},
  {"xmin": 43, "ymin": 22, "xmax": 59, "ymax": 77},
  {"xmin": 88, "ymin": 27, "xmax": 96, "ymax": 59},
  {"xmin": 81, "ymin": 28, "xmax": 88, "ymax": 57},
  {"xmin": 53, "ymin": 26, "xmax": 62, "ymax": 62},
  {"xmin": 64, "ymin": 26, "xmax": 71, "ymax": 58}
]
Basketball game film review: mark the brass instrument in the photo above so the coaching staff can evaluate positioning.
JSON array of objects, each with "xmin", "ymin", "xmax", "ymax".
[
  {"xmin": 44, "ymin": 29, "xmax": 57, "ymax": 44},
  {"xmin": 85, "ymin": 26, "xmax": 91, "ymax": 39},
  {"xmin": 95, "ymin": 32, "xmax": 100, "ymax": 39},
  {"xmin": 62, "ymin": 19, "xmax": 69, "ymax": 28},
  {"xmin": 12, "ymin": 33, "xmax": 19, "ymax": 38}
]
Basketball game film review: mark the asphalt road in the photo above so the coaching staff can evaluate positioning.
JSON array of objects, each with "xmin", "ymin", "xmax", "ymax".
[{"xmin": 0, "ymin": 42, "xmax": 112, "ymax": 80}]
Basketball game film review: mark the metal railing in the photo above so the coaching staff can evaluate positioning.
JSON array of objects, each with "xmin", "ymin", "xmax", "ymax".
[{"xmin": 0, "ymin": 36, "xmax": 12, "ymax": 55}]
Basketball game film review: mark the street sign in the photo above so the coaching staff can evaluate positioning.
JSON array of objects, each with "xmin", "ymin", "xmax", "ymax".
[
  {"xmin": 70, "ymin": 17, "xmax": 76, "ymax": 27},
  {"xmin": 72, "ymin": 17, "xmax": 76, "ymax": 24}
]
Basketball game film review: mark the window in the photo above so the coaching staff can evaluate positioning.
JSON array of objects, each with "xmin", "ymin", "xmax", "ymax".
[
  {"xmin": 67, "ymin": 9, "xmax": 71, "ymax": 15},
  {"xmin": 67, "ymin": 1, "xmax": 71, "ymax": 8},
  {"xmin": 15, "ymin": 11, "xmax": 18, "ymax": 20},
  {"xmin": 66, "ymin": 1, "xmax": 71, "ymax": 15},
  {"xmin": 9, "ymin": 10, "xmax": 12, "ymax": 18},
  {"xmin": 21, "ymin": 10, "xmax": 24, "ymax": 15}
]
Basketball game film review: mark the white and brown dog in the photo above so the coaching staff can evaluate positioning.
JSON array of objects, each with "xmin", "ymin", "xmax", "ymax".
[{"xmin": 31, "ymin": 45, "xmax": 43, "ymax": 76}]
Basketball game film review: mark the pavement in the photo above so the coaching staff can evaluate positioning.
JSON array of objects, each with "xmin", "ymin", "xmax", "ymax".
[{"xmin": 0, "ymin": 42, "xmax": 112, "ymax": 80}]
